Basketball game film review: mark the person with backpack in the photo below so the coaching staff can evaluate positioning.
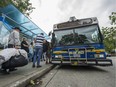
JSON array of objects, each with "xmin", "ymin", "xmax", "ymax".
[{"xmin": 1, "ymin": 27, "xmax": 21, "ymax": 74}]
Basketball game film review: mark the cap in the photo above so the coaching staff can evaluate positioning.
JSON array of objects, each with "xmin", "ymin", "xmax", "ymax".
[
  {"xmin": 40, "ymin": 33, "xmax": 44, "ymax": 35},
  {"xmin": 13, "ymin": 27, "xmax": 22, "ymax": 31}
]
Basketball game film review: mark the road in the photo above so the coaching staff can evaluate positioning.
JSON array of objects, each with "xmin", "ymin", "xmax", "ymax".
[{"xmin": 31, "ymin": 57, "xmax": 116, "ymax": 87}]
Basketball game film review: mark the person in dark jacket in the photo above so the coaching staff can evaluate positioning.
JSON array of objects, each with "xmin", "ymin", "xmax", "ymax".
[
  {"xmin": 42, "ymin": 40, "xmax": 51, "ymax": 64},
  {"xmin": 46, "ymin": 42, "xmax": 52, "ymax": 64},
  {"xmin": 21, "ymin": 38, "xmax": 29, "ymax": 54},
  {"xmin": 42, "ymin": 40, "xmax": 48, "ymax": 62}
]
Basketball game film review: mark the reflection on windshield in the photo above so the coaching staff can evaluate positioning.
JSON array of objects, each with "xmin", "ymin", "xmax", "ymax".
[
  {"xmin": 59, "ymin": 33, "xmax": 88, "ymax": 45},
  {"xmin": 54, "ymin": 25, "xmax": 101, "ymax": 46}
]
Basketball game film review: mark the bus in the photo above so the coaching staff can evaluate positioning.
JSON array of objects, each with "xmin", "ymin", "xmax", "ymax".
[{"xmin": 51, "ymin": 17, "xmax": 113, "ymax": 66}]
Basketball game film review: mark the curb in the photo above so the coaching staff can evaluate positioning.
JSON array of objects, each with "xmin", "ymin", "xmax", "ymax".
[{"xmin": 7, "ymin": 65, "xmax": 54, "ymax": 87}]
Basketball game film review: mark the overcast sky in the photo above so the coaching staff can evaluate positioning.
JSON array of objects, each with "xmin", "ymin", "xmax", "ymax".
[{"xmin": 30, "ymin": 0, "xmax": 116, "ymax": 35}]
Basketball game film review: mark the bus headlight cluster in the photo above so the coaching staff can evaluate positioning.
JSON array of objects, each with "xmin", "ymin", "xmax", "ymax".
[{"xmin": 94, "ymin": 54, "xmax": 104, "ymax": 58}]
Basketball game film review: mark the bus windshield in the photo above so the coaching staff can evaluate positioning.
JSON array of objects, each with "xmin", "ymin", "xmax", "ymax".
[{"xmin": 53, "ymin": 25, "xmax": 101, "ymax": 46}]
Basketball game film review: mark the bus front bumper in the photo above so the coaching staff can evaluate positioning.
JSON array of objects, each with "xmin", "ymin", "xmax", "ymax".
[{"xmin": 51, "ymin": 58, "xmax": 113, "ymax": 66}]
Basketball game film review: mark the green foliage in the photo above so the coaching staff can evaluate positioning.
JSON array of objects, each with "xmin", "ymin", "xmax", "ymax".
[
  {"xmin": 102, "ymin": 12, "xmax": 116, "ymax": 53},
  {"xmin": 0, "ymin": 0, "xmax": 35, "ymax": 16},
  {"xmin": 109, "ymin": 12, "xmax": 116, "ymax": 25},
  {"xmin": 102, "ymin": 27, "xmax": 116, "ymax": 53}
]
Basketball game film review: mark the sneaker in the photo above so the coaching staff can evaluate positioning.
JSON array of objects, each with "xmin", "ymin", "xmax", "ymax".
[
  {"xmin": 37, "ymin": 65, "xmax": 42, "ymax": 68},
  {"xmin": 32, "ymin": 64, "xmax": 35, "ymax": 68},
  {"xmin": 9, "ymin": 68, "xmax": 17, "ymax": 71},
  {"xmin": 46, "ymin": 61, "xmax": 48, "ymax": 64},
  {"xmin": 0, "ymin": 69, "xmax": 10, "ymax": 74}
]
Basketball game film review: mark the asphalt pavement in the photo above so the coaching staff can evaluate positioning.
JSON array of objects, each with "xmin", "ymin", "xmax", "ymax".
[{"xmin": 38, "ymin": 57, "xmax": 116, "ymax": 87}]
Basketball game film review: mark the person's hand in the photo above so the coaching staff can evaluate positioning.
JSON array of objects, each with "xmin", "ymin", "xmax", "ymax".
[
  {"xmin": 23, "ymin": 44, "xmax": 28, "ymax": 47},
  {"xmin": 15, "ymin": 45, "xmax": 20, "ymax": 49}
]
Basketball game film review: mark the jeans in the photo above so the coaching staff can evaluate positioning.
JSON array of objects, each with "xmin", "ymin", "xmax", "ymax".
[
  {"xmin": 28, "ymin": 53, "xmax": 33, "ymax": 61},
  {"xmin": 42, "ymin": 52, "xmax": 46, "ymax": 61},
  {"xmin": 33, "ymin": 46, "xmax": 43, "ymax": 66}
]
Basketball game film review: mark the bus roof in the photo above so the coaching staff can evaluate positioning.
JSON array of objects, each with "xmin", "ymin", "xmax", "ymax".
[{"xmin": 53, "ymin": 17, "xmax": 98, "ymax": 30}]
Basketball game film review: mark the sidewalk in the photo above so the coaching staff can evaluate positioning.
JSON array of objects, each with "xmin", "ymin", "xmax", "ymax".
[{"xmin": 0, "ymin": 62, "xmax": 54, "ymax": 87}]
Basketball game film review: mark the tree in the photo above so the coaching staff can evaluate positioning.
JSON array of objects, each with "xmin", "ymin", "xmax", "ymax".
[
  {"xmin": 109, "ymin": 12, "xmax": 116, "ymax": 25},
  {"xmin": 102, "ymin": 12, "xmax": 116, "ymax": 53},
  {"xmin": 0, "ymin": 0, "xmax": 35, "ymax": 16}
]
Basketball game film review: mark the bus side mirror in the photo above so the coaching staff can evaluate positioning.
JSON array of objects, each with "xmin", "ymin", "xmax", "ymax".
[
  {"xmin": 51, "ymin": 33, "xmax": 55, "ymax": 47},
  {"xmin": 48, "ymin": 31, "xmax": 52, "ymax": 36},
  {"xmin": 101, "ymin": 34, "xmax": 104, "ymax": 43},
  {"xmin": 102, "ymin": 35, "xmax": 104, "ymax": 40}
]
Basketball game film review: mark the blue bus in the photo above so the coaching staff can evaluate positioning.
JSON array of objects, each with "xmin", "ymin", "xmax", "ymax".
[{"xmin": 51, "ymin": 17, "xmax": 112, "ymax": 66}]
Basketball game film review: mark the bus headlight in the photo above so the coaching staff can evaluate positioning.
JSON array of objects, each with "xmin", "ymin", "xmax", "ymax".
[
  {"xmin": 55, "ymin": 55, "xmax": 58, "ymax": 58},
  {"xmin": 55, "ymin": 55, "xmax": 62, "ymax": 58},
  {"xmin": 99, "ymin": 54, "xmax": 104, "ymax": 58}
]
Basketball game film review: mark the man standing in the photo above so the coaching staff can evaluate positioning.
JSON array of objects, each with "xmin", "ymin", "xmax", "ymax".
[
  {"xmin": 8, "ymin": 27, "xmax": 21, "ymax": 49},
  {"xmin": 33, "ymin": 33, "xmax": 44, "ymax": 68}
]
